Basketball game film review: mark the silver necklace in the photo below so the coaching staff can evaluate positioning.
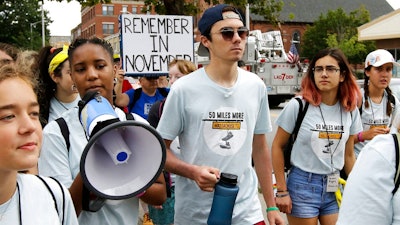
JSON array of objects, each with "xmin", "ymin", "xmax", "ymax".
[
  {"xmin": 55, "ymin": 97, "xmax": 69, "ymax": 111},
  {"xmin": 368, "ymin": 96, "xmax": 385, "ymax": 125}
]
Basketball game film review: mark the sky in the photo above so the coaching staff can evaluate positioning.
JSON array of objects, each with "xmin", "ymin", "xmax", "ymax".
[
  {"xmin": 43, "ymin": 0, "xmax": 81, "ymax": 36},
  {"xmin": 44, "ymin": 0, "xmax": 400, "ymax": 36}
]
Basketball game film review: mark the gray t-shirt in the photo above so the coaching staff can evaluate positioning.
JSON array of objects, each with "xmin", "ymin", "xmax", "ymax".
[
  {"xmin": 276, "ymin": 97, "xmax": 362, "ymax": 174},
  {"xmin": 355, "ymin": 89, "xmax": 400, "ymax": 157}
]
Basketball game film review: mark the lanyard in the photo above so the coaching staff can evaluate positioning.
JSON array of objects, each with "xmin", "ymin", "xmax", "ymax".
[{"xmin": 318, "ymin": 105, "xmax": 342, "ymax": 172}]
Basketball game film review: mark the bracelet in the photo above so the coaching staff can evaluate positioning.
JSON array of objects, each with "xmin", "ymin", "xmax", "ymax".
[
  {"xmin": 136, "ymin": 191, "xmax": 146, "ymax": 198},
  {"xmin": 276, "ymin": 190, "xmax": 288, "ymax": 193},
  {"xmin": 275, "ymin": 193, "xmax": 290, "ymax": 198},
  {"xmin": 266, "ymin": 206, "xmax": 279, "ymax": 212},
  {"xmin": 358, "ymin": 132, "xmax": 364, "ymax": 142}
]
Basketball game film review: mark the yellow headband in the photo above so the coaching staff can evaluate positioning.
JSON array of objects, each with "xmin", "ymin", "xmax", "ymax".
[{"xmin": 48, "ymin": 45, "xmax": 69, "ymax": 74}]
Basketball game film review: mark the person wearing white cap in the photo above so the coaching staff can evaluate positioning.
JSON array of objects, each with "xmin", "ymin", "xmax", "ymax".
[
  {"xmin": 353, "ymin": 49, "xmax": 400, "ymax": 158},
  {"xmin": 337, "ymin": 91, "xmax": 400, "ymax": 225}
]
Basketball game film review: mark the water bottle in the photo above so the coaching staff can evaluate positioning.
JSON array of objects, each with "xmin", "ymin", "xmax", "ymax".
[{"xmin": 207, "ymin": 173, "xmax": 239, "ymax": 225}]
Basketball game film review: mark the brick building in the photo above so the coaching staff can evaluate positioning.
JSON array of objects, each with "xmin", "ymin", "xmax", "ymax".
[
  {"xmin": 250, "ymin": 0, "xmax": 394, "ymax": 56},
  {"xmin": 69, "ymin": 0, "xmax": 395, "ymax": 57},
  {"xmin": 72, "ymin": 0, "xmax": 153, "ymax": 40}
]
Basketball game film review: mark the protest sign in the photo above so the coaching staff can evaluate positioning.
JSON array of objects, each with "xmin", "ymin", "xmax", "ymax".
[{"xmin": 120, "ymin": 14, "xmax": 194, "ymax": 77}]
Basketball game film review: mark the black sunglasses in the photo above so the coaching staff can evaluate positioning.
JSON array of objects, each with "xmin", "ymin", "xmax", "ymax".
[
  {"xmin": 212, "ymin": 27, "xmax": 249, "ymax": 41},
  {"xmin": 144, "ymin": 76, "xmax": 159, "ymax": 80}
]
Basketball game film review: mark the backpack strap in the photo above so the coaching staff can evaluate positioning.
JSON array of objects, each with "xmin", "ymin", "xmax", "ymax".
[
  {"xmin": 36, "ymin": 175, "xmax": 65, "ymax": 225},
  {"xmin": 129, "ymin": 88, "xmax": 142, "ymax": 112},
  {"xmin": 157, "ymin": 87, "xmax": 169, "ymax": 98},
  {"xmin": 55, "ymin": 117, "xmax": 70, "ymax": 152},
  {"xmin": 392, "ymin": 133, "xmax": 400, "ymax": 194},
  {"xmin": 292, "ymin": 97, "xmax": 309, "ymax": 141},
  {"xmin": 125, "ymin": 112, "xmax": 134, "ymax": 120},
  {"xmin": 284, "ymin": 97, "xmax": 309, "ymax": 171},
  {"xmin": 158, "ymin": 98, "xmax": 166, "ymax": 119},
  {"xmin": 359, "ymin": 93, "xmax": 396, "ymax": 117}
]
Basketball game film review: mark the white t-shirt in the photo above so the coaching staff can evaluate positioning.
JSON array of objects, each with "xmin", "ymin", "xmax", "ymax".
[
  {"xmin": 48, "ymin": 95, "xmax": 81, "ymax": 122},
  {"xmin": 39, "ymin": 106, "xmax": 147, "ymax": 225},
  {"xmin": 337, "ymin": 133, "xmax": 400, "ymax": 225},
  {"xmin": 275, "ymin": 97, "xmax": 362, "ymax": 174},
  {"xmin": 0, "ymin": 174, "xmax": 78, "ymax": 225},
  {"xmin": 354, "ymin": 89, "xmax": 400, "ymax": 157},
  {"xmin": 157, "ymin": 67, "xmax": 272, "ymax": 224}
]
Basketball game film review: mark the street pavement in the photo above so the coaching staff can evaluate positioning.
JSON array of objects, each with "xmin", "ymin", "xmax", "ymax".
[
  {"xmin": 137, "ymin": 192, "xmax": 289, "ymax": 225},
  {"xmin": 258, "ymin": 192, "xmax": 289, "ymax": 225}
]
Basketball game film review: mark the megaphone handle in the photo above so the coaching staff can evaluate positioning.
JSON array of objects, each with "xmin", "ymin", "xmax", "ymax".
[{"xmin": 82, "ymin": 185, "xmax": 106, "ymax": 212}]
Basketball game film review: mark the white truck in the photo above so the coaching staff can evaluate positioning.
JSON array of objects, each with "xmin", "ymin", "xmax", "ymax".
[{"xmin": 195, "ymin": 30, "xmax": 307, "ymax": 107}]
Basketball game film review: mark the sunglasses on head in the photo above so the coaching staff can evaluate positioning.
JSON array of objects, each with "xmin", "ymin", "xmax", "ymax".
[
  {"xmin": 144, "ymin": 76, "xmax": 159, "ymax": 80},
  {"xmin": 212, "ymin": 27, "xmax": 249, "ymax": 41}
]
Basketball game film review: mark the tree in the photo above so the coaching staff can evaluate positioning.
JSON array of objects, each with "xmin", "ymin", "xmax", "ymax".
[
  {"xmin": 53, "ymin": 0, "xmax": 110, "ymax": 7},
  {"xmin": 301, "ymin": 6, "xmax": 375, "ymax": 65},
  {"xmin": 141, "ymin": 0, "xmax": 284, "ymax": 25},
  {"xmin": 50, "ymin": 0, "xmax": 283, "ymax": 28},
  {"xmin": 0, "ymin": 0, "xmax": 51, "ymax": 50}
]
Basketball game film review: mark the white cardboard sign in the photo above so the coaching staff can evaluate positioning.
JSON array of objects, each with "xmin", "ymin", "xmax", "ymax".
[{"xmin": 120, "ymin": 14, "xmax": 194, "ymax": 76}]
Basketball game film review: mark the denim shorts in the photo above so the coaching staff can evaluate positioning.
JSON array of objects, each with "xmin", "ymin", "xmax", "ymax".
[{"xmin": 287, "ymin": 166, "xmax": 339, "ymax": 218}]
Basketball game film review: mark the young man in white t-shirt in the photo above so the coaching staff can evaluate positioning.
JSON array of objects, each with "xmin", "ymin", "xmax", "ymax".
[{"xmin": 156, "ymin": 4, "xmax": 284, "ymax": 225}]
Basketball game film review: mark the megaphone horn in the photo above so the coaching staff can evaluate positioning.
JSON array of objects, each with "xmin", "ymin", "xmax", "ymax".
[{"xmin": 78, "ymin": 91, "xmax": 166, "ymax": 211}]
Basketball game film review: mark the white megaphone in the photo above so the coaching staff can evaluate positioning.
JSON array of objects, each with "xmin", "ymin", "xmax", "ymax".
[{"xmin": 78, "ymin": 91, "xmax": 166, "ymax": 212}]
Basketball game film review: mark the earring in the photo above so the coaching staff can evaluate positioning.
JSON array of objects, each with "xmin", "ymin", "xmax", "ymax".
[{"xmin": 71, "ymin": 84, "xmax": 77, "ymax": 92}]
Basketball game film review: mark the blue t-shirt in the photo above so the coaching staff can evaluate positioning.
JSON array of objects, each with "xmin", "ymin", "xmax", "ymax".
[{"xmin": 126, "ymin": 88, "xmax": 169, "ymax": 119}]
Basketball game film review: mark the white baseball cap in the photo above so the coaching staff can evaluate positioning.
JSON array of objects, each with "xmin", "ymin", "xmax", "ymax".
[{"xmin": 364, "ymin": 49, "xmax": 400, "ymax": 68}]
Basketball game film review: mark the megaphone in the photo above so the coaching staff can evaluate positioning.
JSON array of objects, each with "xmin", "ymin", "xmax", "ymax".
[{"xmin": 78, "ymin": 91, "xmax": 166, "ymax": 211}]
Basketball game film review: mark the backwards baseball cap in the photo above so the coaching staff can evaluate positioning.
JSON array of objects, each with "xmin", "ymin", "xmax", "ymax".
[
  {"xmin": 197, "ymin": 4, "xmax": 244, "ymax": 56},
  {"xmin": 364, "ymin": 49, "xmax": 400, "ymax": 68},
  {"xmin": 198, "ymin": 4, "xmax": 243, "ymax": 35}
]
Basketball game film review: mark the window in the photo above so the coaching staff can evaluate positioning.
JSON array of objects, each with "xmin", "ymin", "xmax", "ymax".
[
  {"xmin": 132, "ymin": 6, "xmax": 138, "ymax": 14},
  {"xmin": 122, "ymin": 5, "xmax": 128, "ymax": 13},
  {"xmin": 292, "ymin": 30, "xmax": 300, "ymax": 44},
  {"xmin": 292, "ymin": 30, "xmax": 301, "ymax": 53},
  {"xmin": 102, "ymin": 23, "xmax": 114, "ymax": 35},
  {"xmin": 102, "ymin": 5, "xmax": 114, "ymax": 16}
]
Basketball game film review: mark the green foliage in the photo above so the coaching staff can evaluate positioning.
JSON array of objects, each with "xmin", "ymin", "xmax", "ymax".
[
  {"xmin": 142, "ymin": 0, "xmax": 283, "ymax": 24},
  {"xmin": 59, "ymin": 0, "xmax": 110, "ymax": 7},
  {"xmin": 142, "ymin": 0, "xmax": 200, "ymax": 15},
  {"xmin": 0, "ymin": 0, "xmax": 52, "ymax": 50},
  {"xmin": 248, "ymin": 0, "xmax": 284, "ymax": 25},
  {"xmin": 301, "ymin": 6, "xmax": 375, "ymax": 64}
]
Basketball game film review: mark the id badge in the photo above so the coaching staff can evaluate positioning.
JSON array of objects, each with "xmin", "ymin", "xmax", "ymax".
[{"xmin": 326, "ymin": 173, "xmax": 339, "ymax": 192}]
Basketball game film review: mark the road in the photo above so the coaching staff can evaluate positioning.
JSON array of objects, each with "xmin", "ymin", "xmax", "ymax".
[
  {"xmin": 261, "ymin": 101, "xmax": 289, "ymax": 224},
  {"xmin": 262, "ymin": 101, "xmax": 321, "ymax": 225}
]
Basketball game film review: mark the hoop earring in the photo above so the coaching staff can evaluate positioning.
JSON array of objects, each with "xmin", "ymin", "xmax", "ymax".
[{"xmin": 72, "ymin": 84, "xmax": 77, "ymax": 92}]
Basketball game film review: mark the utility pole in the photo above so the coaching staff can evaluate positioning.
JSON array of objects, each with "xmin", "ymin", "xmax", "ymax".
[
  {"xmin": 41, "ymin": 3, "xmax": 45, "ymax": 47},
  {"xmin": 246, "ymin": 3, "xmax": 250, "ymax": 29},
  {"xmin": 30, "ymin": 21, "xmax": 41, "ymax": 49}
]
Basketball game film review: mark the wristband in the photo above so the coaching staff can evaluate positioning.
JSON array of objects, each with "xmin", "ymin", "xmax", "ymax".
[
  {"xmin": 276, "ymin": 193, "xmax": 290, "ymax": 198},
  {"xmin": 266, "ymin": 206, "xmax": 279, "ymax": 212},
  {"xmin": 136, "ymin": 191, "xmax": 146, "ymax": 198},
  {"xmin": 358, "ymin": 132, "xmax": 364, "ymax": 142}
]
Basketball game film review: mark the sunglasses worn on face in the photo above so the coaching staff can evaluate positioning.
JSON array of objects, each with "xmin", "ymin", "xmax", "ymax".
[{"xmin": 211, "ymin": 27, "xmax": 249, "ymax": 41}]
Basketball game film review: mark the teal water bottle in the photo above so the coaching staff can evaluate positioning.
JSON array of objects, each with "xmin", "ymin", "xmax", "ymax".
[{"xmin": 207, "ymin": 173, "xmax": 239, "ymax": 225}]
